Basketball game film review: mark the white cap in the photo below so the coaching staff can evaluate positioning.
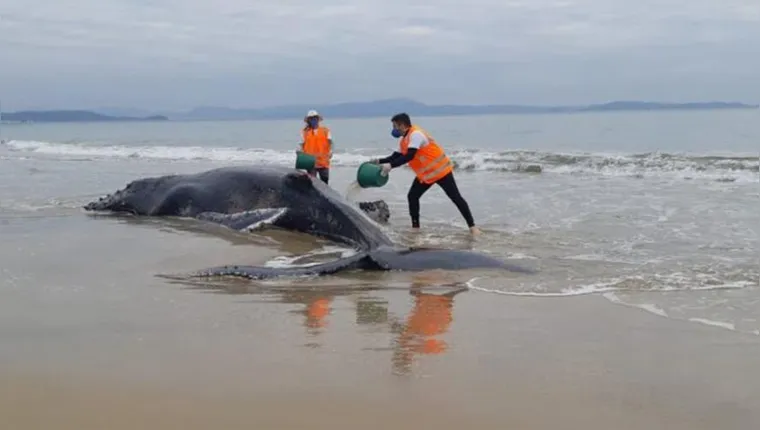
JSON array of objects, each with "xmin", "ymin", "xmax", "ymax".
[{"xmin": 306, "ymin": 110, "xmax": 320, "ymax": 118}]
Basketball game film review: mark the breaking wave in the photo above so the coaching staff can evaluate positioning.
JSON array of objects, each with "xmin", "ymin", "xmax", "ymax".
[{"xmin": 2, "ymin": 139, "xmax": 758, "ymax": 182}]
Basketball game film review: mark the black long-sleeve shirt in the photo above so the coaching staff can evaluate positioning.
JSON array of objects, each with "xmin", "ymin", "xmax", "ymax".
[{"xmin": 378, "ymin": 148, "xmax": 417, "ymax": 168}]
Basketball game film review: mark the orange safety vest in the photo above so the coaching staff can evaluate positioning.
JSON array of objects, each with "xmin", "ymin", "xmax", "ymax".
[
  {"xmin": 302, "ymin": 126, "xmax": 331, "ymax": 168},
  {"xmin": 399, "ymin": 125, "xmax": 453, "ymax": 184}
]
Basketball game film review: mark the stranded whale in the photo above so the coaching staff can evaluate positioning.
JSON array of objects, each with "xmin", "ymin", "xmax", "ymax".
[{"xmin": 84, "ymin": 165, "xmax": 534, "ymax": 279}]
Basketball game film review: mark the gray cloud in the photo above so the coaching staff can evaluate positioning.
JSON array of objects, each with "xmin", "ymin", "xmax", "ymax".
[{"xmin": 1, "ymin": 0, "xmax": 759, "ymax": 110}]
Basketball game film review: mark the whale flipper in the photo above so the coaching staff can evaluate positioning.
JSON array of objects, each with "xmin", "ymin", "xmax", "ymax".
[
  {"xmin": 195, "ymin": 208, "xmax": 289, "ymax": 231},
  {"xmin": 192, "ymin": 251, "xmax": 372, "ymax": 280}
]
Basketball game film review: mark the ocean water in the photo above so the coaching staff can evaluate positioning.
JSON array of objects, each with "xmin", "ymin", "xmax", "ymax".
[{"xmin": 0, "ymin": 111, "xmax": 758, "ymax": 338}]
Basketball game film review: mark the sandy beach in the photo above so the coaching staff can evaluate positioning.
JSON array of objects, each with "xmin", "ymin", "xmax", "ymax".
[
  {"xmin": 2, "ymin": 214, "xmax": 758, "ymax": 429},
  {"xmin": 3, "ymin": 289, "xmax": 759, "ymax": 430}
]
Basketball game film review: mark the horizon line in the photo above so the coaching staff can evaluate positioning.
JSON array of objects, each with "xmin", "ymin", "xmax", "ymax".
[{"xmin": 3, "ymin": 98, "xmax": 759, "ymax": 115}]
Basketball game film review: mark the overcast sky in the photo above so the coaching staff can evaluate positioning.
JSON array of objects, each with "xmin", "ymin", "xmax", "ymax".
[{"xmin": 2, "ymin": 0, "xmax": 759, "ymax": 111}]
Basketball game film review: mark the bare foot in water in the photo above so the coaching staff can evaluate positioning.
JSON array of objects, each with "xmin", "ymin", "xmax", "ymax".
[{"xmin": 469, "ymin": 226, "xmax": 482, "ymax": 236}]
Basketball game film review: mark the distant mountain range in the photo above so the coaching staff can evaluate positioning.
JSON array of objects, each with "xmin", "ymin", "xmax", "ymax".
[
  {"xmin": 2, "ymin": 110, "xmax": 168, "ymax": 123},
  {"xmin": 2, "ymin": 99, "xmax": 757, "ymax": 123}
]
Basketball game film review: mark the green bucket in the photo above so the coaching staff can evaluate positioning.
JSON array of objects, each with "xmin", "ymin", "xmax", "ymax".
[
  {"xmin": 295, "ymin": 151, "xmax": 316, "ymax": 170},
  {"xmin": 356, "ymin": 162, "xmax": 389, "ymax": 188}
]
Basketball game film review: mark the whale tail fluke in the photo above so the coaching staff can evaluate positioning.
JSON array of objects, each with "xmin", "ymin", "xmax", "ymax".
[{"xmin": 188, "ymin": 251, "xmax": 372, "ymax": 280}]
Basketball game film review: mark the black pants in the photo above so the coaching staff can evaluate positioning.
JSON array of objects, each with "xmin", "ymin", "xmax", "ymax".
[
  {"xmin": 308, "ymin": 168, "xmax": 330, "ymax": 184},
  {"xmin": 407, "ymin": 172, "xmax": 475, "ymax": 228}
]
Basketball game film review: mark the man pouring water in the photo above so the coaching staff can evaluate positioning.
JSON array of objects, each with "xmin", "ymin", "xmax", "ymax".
[{"xmin": 371, "ymin": 113, "xmax": 481, "ymax": 235}]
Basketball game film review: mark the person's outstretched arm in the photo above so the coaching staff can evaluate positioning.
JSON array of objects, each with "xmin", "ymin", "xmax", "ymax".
[
  {"xmin": 376, "ymin": 151, "xmax": 400, "ymax": 164},
  {"xmin": 387, "ymin": 148, "xmax": 417, "ymax": 167}
]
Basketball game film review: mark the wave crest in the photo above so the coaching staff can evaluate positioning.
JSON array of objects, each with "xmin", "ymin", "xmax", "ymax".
[{"xmin": 3, "ymin": 140, "xmax": 757, "ymax": 182}]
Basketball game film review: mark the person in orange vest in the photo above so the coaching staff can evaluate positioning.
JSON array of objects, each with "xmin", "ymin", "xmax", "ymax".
[
  {"xmin": 298, "ymin": 110, "xmax": 333, "ymax": 184},
  {"xmin": 372, "ymin": 112, "xmax": 481, "ymax": 235}
]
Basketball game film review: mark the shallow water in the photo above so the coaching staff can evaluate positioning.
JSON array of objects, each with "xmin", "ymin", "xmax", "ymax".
[{"xmin": 0, "ymin": 110, "xmax": 758, "ymax": 339}]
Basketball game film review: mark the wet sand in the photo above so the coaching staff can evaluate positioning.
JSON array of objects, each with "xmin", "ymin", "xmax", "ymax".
[
  {"xmin": 1, "ymin": 215, "xmax": 759, "ymax": 429},
  {"xmin": 3, "ymin": 288, "xmax": 760, "ymax": 429}
]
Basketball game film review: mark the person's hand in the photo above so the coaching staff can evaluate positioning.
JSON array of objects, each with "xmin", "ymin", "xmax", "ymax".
[
  {"xmin": 380, "ymin": 163, "xmax": 392, "ymax": 175},
  {"xmin": 368, "ymin": 158, "xmax": 379, "ymax": 164}
]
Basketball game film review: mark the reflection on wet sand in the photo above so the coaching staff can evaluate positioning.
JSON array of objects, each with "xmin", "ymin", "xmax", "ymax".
[
  {"xmin": 389, "ymin": 274, "xmax": 468, "ymax": 376},
  {"xmin": 390, "ymin": 287, "xmax": 466, "ymax": 375},
  {"xmin": 164, "ymin": 270, "xmax": 468, "ymax": 374},
  {"xmin": 355, "ymin": 296, "xmax": 390, "ymax": 326},
  {"xmin": 279, "ymin": 290, "xmax": 335, "ymax": 346},
  {"xmin": 280, "ymin": 281, "xmax": 466, "ymax": 373}
]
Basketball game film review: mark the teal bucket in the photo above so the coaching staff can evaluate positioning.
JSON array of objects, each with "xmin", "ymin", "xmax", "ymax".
[
  {"xmin": 295, "ymin": 151, "xmax": 316, "ymax": 170},
  {"xmin": 356, "ymin": 162, "xmax": 389, "ymax": 188}
]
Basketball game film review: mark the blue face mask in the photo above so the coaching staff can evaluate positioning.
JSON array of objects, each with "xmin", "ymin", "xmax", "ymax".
[
  {"xmin": 391, "ymin": 128, "xmax": 403, "ymax": 138},
  {"xmin": 307, "ymin": 118, "xmax": 319, "ymax": 128}
]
